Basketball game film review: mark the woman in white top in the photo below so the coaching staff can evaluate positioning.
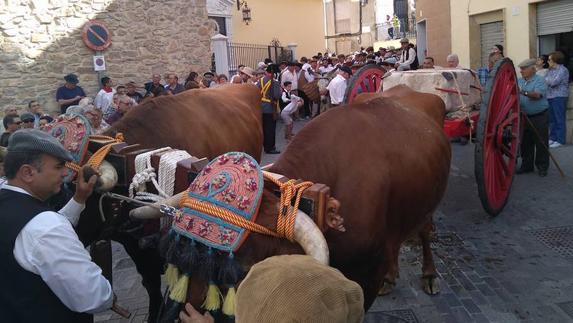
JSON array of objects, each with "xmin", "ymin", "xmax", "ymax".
[{"xmin": 536, "ymin": 55, "xmax": 549, "ymax": 77}]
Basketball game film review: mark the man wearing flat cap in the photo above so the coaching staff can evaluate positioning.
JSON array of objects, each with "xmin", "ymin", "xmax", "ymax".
[
  {"xmin": 0, "ymin": 129, "xmax": 114, "ymax": 322},
  {"xmin": 326, "ymin": 65, "xmax": 352, "ymax": 106},
  {"xmin": 56, "ymin": 73, "xmax": 86, "ymax": 114},
  {"xmin": 517, "ymin": 58, "xmax": 550, "ymax": 177},
  {"xmin": 395, "ymin": 38, "xmax": 417, "ymax": 71},
  {"xmin": 256, "ymin": 65, "xmax": 282, "ymax": 154}
]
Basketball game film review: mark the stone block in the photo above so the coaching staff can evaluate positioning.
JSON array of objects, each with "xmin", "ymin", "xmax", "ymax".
[
  {"xmin": 66, "ymin": 17, "xmax": 84, "ymax": 28},
  {"xmin": 3, "ymin": 28, "xmax": 18, "ymax": 36},
  {"xmin": 36, "ymin": 14, "xmax": 53, "ymax": 24},
  {"xmin": 31, "ymin": 33, "xmax": 50, "ymax": 43}
]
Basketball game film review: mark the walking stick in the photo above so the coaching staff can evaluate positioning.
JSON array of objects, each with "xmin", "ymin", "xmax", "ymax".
[{"xmin": 523, "ymin": 114, "xmax": 566, "ymax": 178}]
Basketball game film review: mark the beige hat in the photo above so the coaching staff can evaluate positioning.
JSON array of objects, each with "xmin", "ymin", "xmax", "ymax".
[
  {"xmin": 236, "ymin": 255, "xmax": 364, "ymax": 323},
  {"xmin": 400, "ymin": 37, "xmax": 410, "ymax": 43},
  {"xmin": 518, "ymin": 58, "xmax": 537, "ymax": 69},
  {"xmin": 241, "ymin": 66, "xmax": 255, "ymax": 78}
]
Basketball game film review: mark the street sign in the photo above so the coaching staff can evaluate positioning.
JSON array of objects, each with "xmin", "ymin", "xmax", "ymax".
[
  {"xmin": 93, "ymin": 55, "xmax": 106, "ymax": 71},
  {"xmin": 82, "ymin": 20, "xmax": 112, "ymax": 51}
]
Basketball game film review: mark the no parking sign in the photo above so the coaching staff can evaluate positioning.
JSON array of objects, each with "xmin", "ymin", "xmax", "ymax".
[{"xmin": 81, "ymin": 20, "xmax": 112, "ymax": 51}]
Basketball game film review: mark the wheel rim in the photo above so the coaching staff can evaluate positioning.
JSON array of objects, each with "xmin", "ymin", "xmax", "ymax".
[
  {"xmin": 475, "ymin": 59, "xmax": 520, "ymax": 215},
  {"xmin": 343, "ymin": 64, "xmax": 386, "ymax": 104}
]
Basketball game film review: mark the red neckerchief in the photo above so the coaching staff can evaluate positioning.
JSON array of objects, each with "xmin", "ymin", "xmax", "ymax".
[{"xmin": 103, "ymin": 86, "xmax": 113, "ymax": 93}]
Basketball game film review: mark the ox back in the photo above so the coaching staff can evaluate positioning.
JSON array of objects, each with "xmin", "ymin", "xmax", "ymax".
[{"xmin": 269, "ymin": 94, "xmax": 451, "ymax": 309}]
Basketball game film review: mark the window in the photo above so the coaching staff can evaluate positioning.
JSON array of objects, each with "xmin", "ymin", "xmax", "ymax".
[{"xmin": 539, "ymin": 32, "xmax": 573, "ymax": 82}]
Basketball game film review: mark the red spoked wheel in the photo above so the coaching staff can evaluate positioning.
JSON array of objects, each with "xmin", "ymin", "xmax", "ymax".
[
  {"xmin": 343, "ymin": 64, "xmax": 386, "ymax": 104},
  {"xmin": 474, "ymin": 58, "xmax": 521, "ymax": 216}
]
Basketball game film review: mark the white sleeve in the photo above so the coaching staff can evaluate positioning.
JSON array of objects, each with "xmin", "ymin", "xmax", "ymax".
[
  {"xmin": 14, "ymin": 213, "xmax": 113, "ymax": 314},
  {"xmin": 58, "ymin": 198, "xmax": 85, "ymax": 227},
  {"xmin": 403, "ymin": 48, "xmax": 416, "ymax": 66},
  {"xmin": 281, "ymin": 92, "xmax": 291, "ymax": 103},
  {"xmin": 94, "ymin": 91, "xmax": 103, "ymax": 109}
]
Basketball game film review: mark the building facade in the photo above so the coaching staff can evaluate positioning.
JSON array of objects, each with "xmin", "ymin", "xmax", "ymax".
[
  {"xmin": 0, "ymin": 0, "xmax": 214, "ymax": 114},
  {"xmin": 415, "ymin": 0, "xmax": 451, "ymax": 67},
  {"xmin": 450, "ymin": 0, "xmax": 573, "ymax": 142}
]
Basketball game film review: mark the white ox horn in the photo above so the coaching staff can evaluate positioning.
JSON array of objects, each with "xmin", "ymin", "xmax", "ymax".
[
  {"xmin": 129, "ymin": 194, "xmax": 330, "ymax": 265},
  {"xmin": 129, "ymin": 191, "xmax": 186, "ymax": 219},
  {"xmin": 98, "ymin": 160, "xmax": 118, "ymax": 191},
  {"xmin": 293, "ymin": 209, "xmax": 329, "ymax": 265}
]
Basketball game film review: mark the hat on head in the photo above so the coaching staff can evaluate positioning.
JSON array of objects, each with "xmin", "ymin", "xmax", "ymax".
[
  {"xmin": 339, "ymin": 65, "xmax": 353, "ymax": 75},
  {"xmin": 241, "ymin": 67, "xmax": 255, "ymax": 77},
  {"xmin": 20, "ymin": 113, "xmax": 35, "ymax": 123},
  {"xmin": 254, "ymin": 68, "xmax": 265, "ymax": 75},
  {"xmin": 236, "ymin": 255, "xmax": 364, "ymax": 323},
  {"xmin": 203, "ymin": 71, "xmax": 215, "ymax": 77},
  {"xmin": 7, "ymin": 129, "xmax": 74, "ymax": 161},
  {"xmin": 518, "ymin": 58, "xmax": 537, "ymax": 69},
  {"xmin": 400, "ymin": 37, "xmax": 410, "ymax": 43},
  {"xmin": 257, "ymin": 62, "xmax": 267, "ymax": 69},
  {"xmin": 64, "ymin": 73, "xmax": 79, "ymax": 84}
]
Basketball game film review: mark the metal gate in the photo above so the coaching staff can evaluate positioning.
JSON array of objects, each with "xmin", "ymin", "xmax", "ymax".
[
  {"xmin": 227, "ymin": 40, "xmax": 292, "ymax": 75},
  {"xmin": 480, "ymin": 22, "xmax": 504, "ymax": 67}
]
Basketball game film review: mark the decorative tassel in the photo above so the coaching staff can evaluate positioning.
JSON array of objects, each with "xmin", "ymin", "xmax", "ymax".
[
  {"xmin": 222, "ymin": 287, "xmax": 236, "ymax": 316},
  {"xmin": 169, "ymin": 274, "xmax": 189, "ymax": 303},
  {"xmin": 202, "ymin": 282, "xmax": 222, "ymax": 311},
  {"xmin": 218, "ymin": 253, "xmax": 242, "ymax": 286},
  {"xmin": 164, "ymin": 263, "xmax": 179, "ymax": 288}
]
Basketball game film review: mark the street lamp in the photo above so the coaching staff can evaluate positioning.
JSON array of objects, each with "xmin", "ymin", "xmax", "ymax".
[{"xmin": 237, "ymin": 0, "xmax": 252, "ymax": 25}]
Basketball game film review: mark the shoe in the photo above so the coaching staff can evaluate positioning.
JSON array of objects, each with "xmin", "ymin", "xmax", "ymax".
[
  {"xmin": 265, "ymin": 149, "xmax": 281, "ymax": 154},
  {"xmin": 516, "ymin": 167, "xmax": 534, "ymax": 174},
  {"xmin": 538, "ymin": 169, "xmax": 548, "ymax": 177},
  {"xmin": 549, "ymin": 142, "xmax": 562, "ymax": 148}
]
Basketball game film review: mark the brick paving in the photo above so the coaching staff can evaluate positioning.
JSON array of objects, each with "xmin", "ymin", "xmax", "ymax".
[{"xmin": 96, "ymin": 119, "xmax": 573, "ymax": 322}]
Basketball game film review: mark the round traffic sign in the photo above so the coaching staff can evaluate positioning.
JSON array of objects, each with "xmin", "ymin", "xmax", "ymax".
[{"xmin": 82, "ymin": 20, "xmax": 112, "ymax": 51}]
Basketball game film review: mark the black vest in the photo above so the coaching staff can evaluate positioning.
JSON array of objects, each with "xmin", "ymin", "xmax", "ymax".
[{"xmin": 0, "ymin": 189, "xmax": 92, "ymax": 323}]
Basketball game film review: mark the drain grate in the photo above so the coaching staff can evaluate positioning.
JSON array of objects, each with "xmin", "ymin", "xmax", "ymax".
[
  {"xmin": 431, "ymin": 232, "xmax": 464, "ymax": 248},
  {"xmin": 557, "ymin": 301, "xmax": 573, "ymax": 319},
  {"xmin": 365, "ymin": 309, "xmax": 419, "ymax": 323},
  {"xmin": 529, "ymin": 226, "xmax": 573, "ymax": 258}
]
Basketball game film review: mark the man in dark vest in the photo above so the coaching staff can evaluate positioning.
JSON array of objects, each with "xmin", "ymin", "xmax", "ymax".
[
  {"xmin": 257, "ymin": 65, "xmax": 282, "ymax": 154},
  {"xmin": 0, "ymin": 129, "xmax": 114, "ymax": 322}
]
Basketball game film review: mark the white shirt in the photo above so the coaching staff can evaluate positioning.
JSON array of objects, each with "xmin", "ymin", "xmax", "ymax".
[
  {"xmin": 327, "ymin": 74, "xmax": 347, "ymax": 105},
  {"xmin": 319, "ymin": 65, "xmax": 334, "ymax": 75},
  {"xmin": 399, "ymin": 48, "xmax": 417, "ymax": 67},
  {"xmin": 5, "ymin": 184, "xmax": 113, "ymax": 314},
  {"xmin": 281, "ymin": 70, "xmax": 299, "ymax": 90},
  {"xmin": 303, "ymin": 68, "xmax": 316, "ymax": 83},
  {"xmin": 94, "ymin": 88, "xmax": 116, "ymax": 120}
]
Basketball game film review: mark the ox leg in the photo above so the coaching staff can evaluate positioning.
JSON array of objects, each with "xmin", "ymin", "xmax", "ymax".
[
  {"xmin": 378, "ymin": 242, "xmax": 400, "ymax": 295},
  {"xmin": 114, "ymin": 234, "xmax": 164, "ymax": 323},
  {"xmin": 419, "ymin": 221, "xmax": 440, "ymax": 295}
]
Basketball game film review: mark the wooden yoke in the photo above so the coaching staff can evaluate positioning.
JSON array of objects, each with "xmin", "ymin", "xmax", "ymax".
[{"xmin": 262, "ymin": 169, "xmax": 331, "ymax": 233}]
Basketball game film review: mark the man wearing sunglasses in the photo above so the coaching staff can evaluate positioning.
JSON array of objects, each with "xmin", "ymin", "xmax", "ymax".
[
  {"xmin": 1, "ymin": 115, "xmax": 21, "ymax": 147},
  {"xmin": 28, "ymin": 101, "xmax": 44, "ymax": 128},
  {"xmin": 20, "ymin": 113, "xmax": 36, "ymax": 129}
]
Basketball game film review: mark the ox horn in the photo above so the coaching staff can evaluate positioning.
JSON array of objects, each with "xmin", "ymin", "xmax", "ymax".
[
  {"xmin": 294, "ymin": 209, "xmax": 330, "ymax": 265},
  {"xmin": 97, "ymin": 160, "xmax": 118, "ymax": 191},
  {"xmin": 129, "ymin": 191, "xmax": 186, "ymax": 219}
]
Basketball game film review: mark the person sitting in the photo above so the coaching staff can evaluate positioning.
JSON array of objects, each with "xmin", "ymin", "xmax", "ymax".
[
  {"xmin": 39, "ymin": 115, "xmax": 54, "ymax": 128},
  {"xmin": 395, "ymin": 38, "xmax": 417, "ymax": 71},
  {"xmin": 144, "ymin": 74, "xmax": 164, "ymax": 97},
  {"xmin": 27, "ymin": 101, "xmax": 44, "ymax": 128},
  {"xmin": 126, "ymin": 82, "xmax": 144, "ymax": 103},
  {"xmin": 105, "ymin": 95, "xmax": 133, "ymax": 125},
  {"xmin": 179, "ymin": 255, "xmax": 364, "ymax": 323},
  {"xmin": 165, "ymin": 73, "xmax": 185, "ymax": 95},
  {"xmin": 83, "ymin": 106, "xmax": 109, "ymax": 135},
  {"xmin": 517, "ymin": 58, "xmax": 549, "ymax": 177},
  {"xmin": 1, "ymin": 114, "xmax": 21, "ymax": 147},
  {"xmin": 280, "ymin": 81, "xmax": 304, "ymax": 140},
  {"xmin": 446, "ymin": 54, "xmax": 460, "ymax": 68},
  {"xmin": 422, "ymin": 57, "xmax": 435, "ymax": 69},
  {"xmin": 19, "ymin": 113, "xmax": 35, "ymax": 129}
]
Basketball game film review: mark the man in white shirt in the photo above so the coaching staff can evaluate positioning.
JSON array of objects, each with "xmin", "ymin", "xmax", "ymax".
[
  {"xmin": 0, "ymin": 129, "xmax": 113, "ymax": 322},
  {"xmin": 326, "ymin": 65, "xmax": 352, "ymax": 106},
  {"xmin": 395, "ymin": 38, "xmax": 417, "ymax": 71},
  {"xmin": 94, "ymin": 76, "xmax": 117, "ymax": 121},
  {"xmin": 281, "ymin": 62, "xmax": 299, "ymax": 92}
]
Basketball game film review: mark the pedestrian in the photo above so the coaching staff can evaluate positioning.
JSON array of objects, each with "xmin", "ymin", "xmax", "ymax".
[
  {"xmin": 491, "ymin": 44, "xmax": 504, "ymax": 57},
  {"xmin": 126, "ymin": 82, "xmax": 144, "ymax": 103},
  {"xmin": 178, "ymin": 255, "xmax": 364, "ymax": 323},
  {"xmin": 422, "ymin": 57, "xmax": 435, "ymax": 69},
  {"xmin": 1, "ymin": 114, "xmax": 21, "ymax": 147},
  {"xmin": 165, "ymin": 73, "xmax": 186, "ymax": 95},
  {"xmin": 256, "ymin": 65, "xmax": 282, "ymax": 154},
  {"xmin": 144, "ymin": 74, "xmax": 165, "ymax": 97},
  {"xmin": 94, "ymin": 76, "xmax": 116, "ymax": 122},
  {"xmin": 446, "ymin": 54, "xmax": 460, "ymax": 68},
  {"xmin": 326, "ymin": 65, "xmax": 352, "ymax": 107},
  {"xmin": 395, "ymin": 38, "xmax": 417, "ymax": 71},
  {"xmin": 27, "ymin": 100, "xmax": 44, "ymax": 128},
  {"xmin": 536, "ymin": 55, "xmax": 549, "ymax": 77},
  {"xmin": 517, "ymin": 58, "xmax": 549, "ymax": 177},
  {"xmin": 39, "ymin": 115, "xmax": 54, "ymax": 128},
  {"xmin": 0, "ymin": 129, "xmax": 114, "ymax": 322},
  {"xmin": 280, "ymin": 81, "xmax": 303, "ymax": 140},
  {"xmin": 545, "ymin": 51, "xmax": 570, "ymax": 148},
  {"xmin": 20, "ymin": 113, "xmax": 36, "ymax": 129},
  {"xmin": 217, "ymin": 74, "xmax": 228, "ymax": 85},
  {"xmin": 56, "ymin": 74, "xmax": 86, "ymax": 114}
]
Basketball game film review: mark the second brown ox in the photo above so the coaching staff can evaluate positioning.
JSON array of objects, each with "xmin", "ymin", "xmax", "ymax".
[{"xmin": 132, "ymin": 85, "xmax": 451, "ymax": 312}]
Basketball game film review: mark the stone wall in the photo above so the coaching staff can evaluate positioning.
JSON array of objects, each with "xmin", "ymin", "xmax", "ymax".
[{"xmin": 0, "ymin": 0, "xmax": 214, "ymax": 114}]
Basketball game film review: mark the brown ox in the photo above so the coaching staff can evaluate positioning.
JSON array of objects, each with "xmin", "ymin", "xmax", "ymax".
[
  {"xmin": 105, "ymin": 84, "xmax": 263, "ymax": 161},
  {"xmin": 133, "ymin": 85, "xmax": 451, "ymax": 314},
  {"xmin": 72, "ymin": 84, "xmax": 263, "ymax": 322}
]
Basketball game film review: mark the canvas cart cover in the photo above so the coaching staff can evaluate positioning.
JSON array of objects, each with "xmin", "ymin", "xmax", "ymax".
[{"xmin": 383, "ymin": 69, "xmax": 482, "ymax": 113}]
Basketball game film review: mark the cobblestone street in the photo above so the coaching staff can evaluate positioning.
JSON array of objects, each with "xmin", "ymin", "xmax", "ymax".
[{"xmin": 96, "ymin": 120, "xmax": 573, "ymax": 323}]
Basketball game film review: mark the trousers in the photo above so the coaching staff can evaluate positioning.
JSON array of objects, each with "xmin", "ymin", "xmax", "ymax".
[
  {"xmin": 262, "ymin": 113, "xmax": 277, "ymax": 152},
  {"xmin": 548, "ymin": 97, "xmax": 568, "ymax": 144},
  {"xmin": 521, "ymin": 110, "xmax": 549, "ymax": 171}
]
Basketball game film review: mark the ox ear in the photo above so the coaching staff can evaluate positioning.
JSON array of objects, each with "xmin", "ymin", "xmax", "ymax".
[{"xmin": 326, "ymin": 197, "xmax": 345, "ymax": 232}]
